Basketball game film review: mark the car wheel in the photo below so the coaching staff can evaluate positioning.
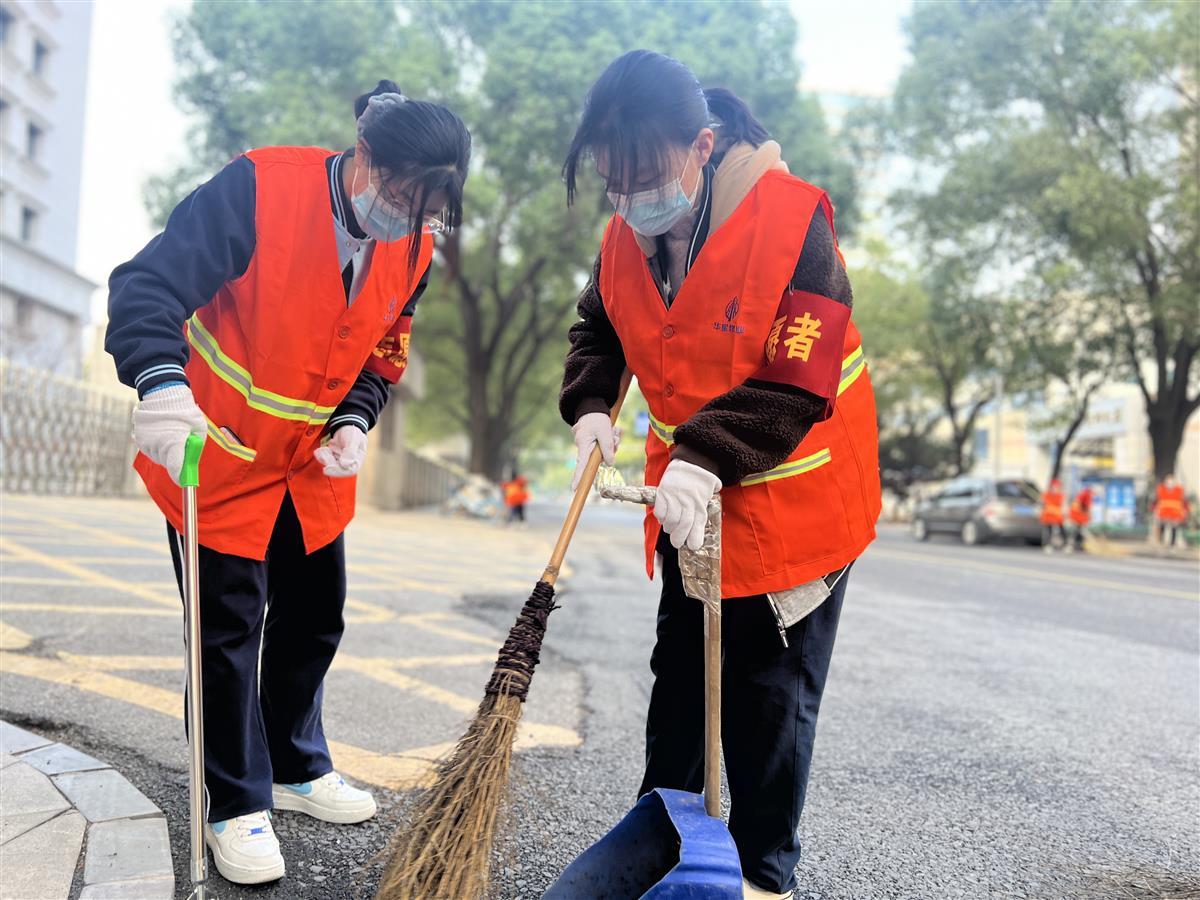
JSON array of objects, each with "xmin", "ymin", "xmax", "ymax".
[
  {"xmin": 961, "ymin": 520, "xmax": 982, "ymax": 546},
  {"xmin": 912, "ymin": 518, "xmax": 929, "ymax": 541}
]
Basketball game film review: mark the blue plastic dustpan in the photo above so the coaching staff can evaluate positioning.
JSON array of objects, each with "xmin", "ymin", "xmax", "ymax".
[
  {"xmin": 544, "ymin": 493, "xmax": 739, "ymax": 899},
  {"xmin": 543, "ymin": 787, "xmax": 741, "ymax": 899}
]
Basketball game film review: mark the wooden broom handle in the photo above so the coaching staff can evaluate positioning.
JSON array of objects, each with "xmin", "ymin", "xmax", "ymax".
[{"xmin": 541, "ymin": 369, "xmax": 633, "ymax": 586}]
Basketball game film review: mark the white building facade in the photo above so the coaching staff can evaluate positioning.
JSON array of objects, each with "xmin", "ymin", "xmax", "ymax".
[
  {"xmin": 0, "ymin": 0, "xmax": 95, "ymax": 377},
  {"xmin": 971, "ymin": 383, "xmax": 1200, "ymax": 509}
]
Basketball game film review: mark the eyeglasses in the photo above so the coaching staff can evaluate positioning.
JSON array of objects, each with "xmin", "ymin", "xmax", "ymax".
[{"xmin": 367, "ymin": 164, "xmax": 451, "ymax": 235}]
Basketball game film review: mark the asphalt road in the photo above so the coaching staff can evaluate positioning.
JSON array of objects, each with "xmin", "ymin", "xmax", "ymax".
[{"xmin": 1, "ymin": 494, "xmax": 1197, "ymax": 899}]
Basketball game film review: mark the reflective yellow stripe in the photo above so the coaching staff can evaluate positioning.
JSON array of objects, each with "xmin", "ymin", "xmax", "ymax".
[
  {"xmin": 187, "ymin": 317, "xmax": 338, "ymax": 424},
  {"xmin": 740, "ymin": 448, "xmax": 832, "ymax": 486},
  {"xmin": 648, "ymin": 347, "xmax": 867, "ymax": 449},
  {"xmin": 838, "ymin": 345, "xmax": 867, "ymax": 396},
  {"xmin": 645, "ymin": 346, "xmax": 864, "ymax": 487},
  {"xmin": 648, "ymin": 415, "xmax": 675, "ymax": 444},
  {"xmin": 647, "ymin": 407, "xmax": 831, "ymax": 487},
  {"xmin": 205, "ymin": 421, "xmax": 256, "ymax": 463}
]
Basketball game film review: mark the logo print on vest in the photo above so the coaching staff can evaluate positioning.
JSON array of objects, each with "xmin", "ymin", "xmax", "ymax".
[
  {"xmin": 713, "ymin": 296, "xmax": 746, "ymax": 334},
  {"xmin": 384, "ymin": 296, "xmax": 399, "ymax": 323}
]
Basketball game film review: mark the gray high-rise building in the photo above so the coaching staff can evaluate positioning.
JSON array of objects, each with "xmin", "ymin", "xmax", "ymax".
[{"xmin": 0, "ymin": 0, "xmax": 95, "ymax": 377}]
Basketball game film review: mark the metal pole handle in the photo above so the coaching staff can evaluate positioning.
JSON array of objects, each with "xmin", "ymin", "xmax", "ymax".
[
  {"xmin": 698, "ymin": 500, "xmax": 723, "ymax": 819},
  {"xmin": 597, "ymin": 487, "xmax": 724, "ymax": 817},
  {"xmin": 181, "ymin": 434, "xmax": 209, "ymax": 899}
]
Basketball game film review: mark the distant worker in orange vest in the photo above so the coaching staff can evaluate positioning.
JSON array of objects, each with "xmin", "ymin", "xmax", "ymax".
[
  {"xmin": 1040, "ymin": 478, "xmax": 1067, "ymax": 552},
  {"xmin": 558, "ymin": 51, "xmax": 881, "ymax": 900},
  {"xmin": 1152, "ymin": 474, "xmax": 1189, "ymax": 551},
  {"xmin": 501, "ymin": 471, "xmax": 531, "ymax": 524},
  {"xmin": 105, "ymin": 82, "xmax": 470, "ymax": 886},
  {"xmin": 1068, "ymin": 485, "xmax": 1095, "ymax": 553}
]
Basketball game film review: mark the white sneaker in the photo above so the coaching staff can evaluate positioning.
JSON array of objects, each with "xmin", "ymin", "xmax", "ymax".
[
  {"xmin": 205, "ymin": 810, "xmax": 285, "ymax": 885},
  {"xmin": 743, "ymin": 878, "xmax": 794, "ymax": 900},
  {"xmin": 272, "ymin": 771, "xmax": 377, "ymax": 824},
  {"xmin": 739, "ymin": 883, "xmax": 796, "ymax": 900}
]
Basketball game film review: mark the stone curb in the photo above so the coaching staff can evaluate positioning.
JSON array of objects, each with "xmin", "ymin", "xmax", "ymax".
[{"xmin": 0, "ymin": 720, "xmax": 174, "ymax": 900}]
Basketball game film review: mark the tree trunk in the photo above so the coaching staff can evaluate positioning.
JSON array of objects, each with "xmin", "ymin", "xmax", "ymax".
[
  {"xmin": 1049, "ymin": 395, "xmax": 1092, "ymax": 482},
  {"xmin": 1148, "ymin": 406, "xmax": 1191, "ymax": 483}
]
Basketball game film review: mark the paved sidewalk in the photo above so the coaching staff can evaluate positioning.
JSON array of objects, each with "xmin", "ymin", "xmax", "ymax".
[{"xmin": 1, "ymin": 720, "xmax": 173, "ymax": 900}]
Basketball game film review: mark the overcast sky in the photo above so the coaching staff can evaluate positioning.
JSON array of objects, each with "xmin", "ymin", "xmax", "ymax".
[{"xmin": 76, "ymin": 0, "xmax": 911, "ymax": 301}]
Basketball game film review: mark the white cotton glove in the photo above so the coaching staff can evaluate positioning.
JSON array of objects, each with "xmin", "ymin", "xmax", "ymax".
[
  {"xmin": 571, "ymin": 411, "xmax": 622, "ymax": 490},
  {"xmin": 654, "ymin": 458, "xmax": 722, "ymax": 551},
  {"xmin": 313, "ymin": 425, "xmax": 367, "ymax": 478},
  {"xmin": 131, "ymin": 384, "xmax": 208, "ymax": 487}
]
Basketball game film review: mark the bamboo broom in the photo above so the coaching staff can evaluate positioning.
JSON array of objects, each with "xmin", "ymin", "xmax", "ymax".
[{"xmin": 376, "ymin": 370, "xmax": 633, "ymax": 900}]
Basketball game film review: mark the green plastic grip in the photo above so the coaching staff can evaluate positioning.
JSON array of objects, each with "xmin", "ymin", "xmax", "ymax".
[{"xmin": 181, "ymin": 432, "xmax": 205, "ymax": 488}]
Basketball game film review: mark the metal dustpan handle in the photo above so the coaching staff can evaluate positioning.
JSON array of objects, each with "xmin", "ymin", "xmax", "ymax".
[
  {"xmin": 180, "ymin": 434, "xmax": 211, "ymax": 900},
  {"xmin": 599, "ymin": 487, "xmax": 724, "ymax": 818},
  {"xmin": 692, "ymin": 498, "xmax": 723, "ymax": 818}
]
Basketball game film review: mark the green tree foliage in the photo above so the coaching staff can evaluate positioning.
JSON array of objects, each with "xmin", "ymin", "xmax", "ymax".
[
  {"xmin": 1004, "ymin": 266, "xmax": 1119, "ymax": 481},
  {"xmin": 853, "ymin": 241, "xmax": 1000, "ymax": 481},
  {"xmin": 889, "ymin": 0, "xmax": 1200, "ymax": 480},
  {"xmin": 151, "ymin": 0, "xmax": 856, "ymax": 479}
]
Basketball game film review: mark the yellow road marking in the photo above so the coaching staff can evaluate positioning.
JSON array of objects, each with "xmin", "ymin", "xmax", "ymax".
[
  {"xmin": 0, "ymin": 620, "xmax": 33, "ymax": 650},
  {"xmin": 0, "ymin": 650, "xmax": 439, "ymax": 789},
  {"xmin": 58, "ymin": 652, "xmax": 495, "ymax": 672},
  {"xmin": 67, "ymin": 557, "xmax": 167, "ymax": 566},
  {"xmin": 0, "ymin": 538, "xmax": 177, "ymax": 608},
  {"xmin": 55, "ymin": 654, "xmax": 183, "ymax": 671},
  {"xmin": 343, "ymin": 568, "xmax": 463, "ymax": 597},
  {"xmin": 0, "ymin": 602, "xmax": 176, "ymax": 617},
  {"xmin": 871, "ymin": 547, "xmax": 1199, "ymax": 601},
  {"xmin": 0, "ymin": 575, "xmax": 177, "ymax": 592},
  {"xmin": 394, "ymin": 612, "xmax": 502, "ymax": 648},
  {"xmin": 0, "ymin": 649, "xmax": 577, "ymax": 788},
  {"xmin": 13, "ymin": 511, "xmax": 168, "ymax": 551},
  {"xmin": 356, "ymin": 654, "xmax": 495, "ymax": 670},
  {"xmin": 3, "ymin": 576, "xmax": 119, "ymax": 587},
  {"xmin": 336, "ymin": 657, "xmax": 482, "ymax": 715},
  {"xmin": 335, "ymin": 656, "xmax": 580, "ymax": 750},
  {"xmin": 344, "ymin": 596, "xmax": 398, "ymax": 623}
]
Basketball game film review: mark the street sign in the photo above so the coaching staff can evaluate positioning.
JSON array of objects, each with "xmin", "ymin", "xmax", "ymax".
[{"xmin": 634, "ymin": 411, "xmax": 650, "ymax": 439}]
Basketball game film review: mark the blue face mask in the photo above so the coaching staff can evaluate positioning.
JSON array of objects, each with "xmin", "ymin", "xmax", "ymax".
[
  {"xmin": 608, "ymin": 153, "xmax": 700, "ymax": 236},
  {"xmin": 351, "ymin": 179, "xmax": 415, "ymax": 243}
]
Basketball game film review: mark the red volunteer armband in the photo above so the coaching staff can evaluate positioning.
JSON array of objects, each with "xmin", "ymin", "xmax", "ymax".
[
  {"xmin": 366, "ymin": 316, "xmax": 413, "ymax": 384},
  {"xmin": 754, "ymin": 290, "xmax": 851, "ymax": 409}
]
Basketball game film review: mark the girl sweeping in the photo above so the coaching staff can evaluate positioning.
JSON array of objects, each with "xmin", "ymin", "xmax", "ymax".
[
  {"xmin": 559, "ymin": 51, "xmax": 881, "ymax": 900},
  {"xmin": 106, "ymin": 81, "xmax": 470, "ymax": 886}
]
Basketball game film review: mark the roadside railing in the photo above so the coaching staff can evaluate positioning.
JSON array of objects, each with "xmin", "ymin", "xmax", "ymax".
[
  {"xmin": 393, "ymin": 446, "xmax": 468, "ymax": 509},
  {"xmin": 0, "ymin": 358, "xmax": 472, "ymax": 508},
  {"xmin": 0, "ymin": 358, "xmax": 138, "ymax": 496}
]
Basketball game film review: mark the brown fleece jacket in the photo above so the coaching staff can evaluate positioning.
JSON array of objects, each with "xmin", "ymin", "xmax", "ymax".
[{"xmin": 559, "ymin": 167, "xmax": 853, "ymax": 487}]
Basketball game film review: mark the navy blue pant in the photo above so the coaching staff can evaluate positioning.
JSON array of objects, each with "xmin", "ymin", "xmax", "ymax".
[
  {"xmin": 167, "ymin": 493, "xmax": 346, "ymax": 822},
  {"xmin": 639, "ymin": 541, "xmax": 847, "ymax": 894}
]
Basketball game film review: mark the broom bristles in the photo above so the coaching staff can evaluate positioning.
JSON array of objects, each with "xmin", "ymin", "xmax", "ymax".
[
  {"xmin": 376, "ymin": 690, "xmax": 523, "ymax": 899},
  {"xmin": 376, "ymin": 581, "xmax": 558, "ymax": 900}
]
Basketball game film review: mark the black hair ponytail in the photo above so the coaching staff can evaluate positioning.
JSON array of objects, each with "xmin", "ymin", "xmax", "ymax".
[
  {"xmin": 352, "ymin": 80, "xmax": 472, "ymax": 269},
  {"xmin": 702, "ymin": 87, "xmax": 769, "ymax": 147},
  {"xmin": 354, "ymin": 79, "xmax": 403, "ymax": 119}
]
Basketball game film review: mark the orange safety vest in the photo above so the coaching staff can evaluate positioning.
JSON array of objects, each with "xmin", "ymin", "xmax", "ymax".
[
  {"xmin": 136, "ymin": 146, "xmax": 433, "ymax": 559},
  {"xmin": 1069, "ymin": 489, "xmax": 1092, "ymax": 526},
  {"xmin": 503, "ymin": 478, "xmax": 530, "ymax": 507},
  {"xmin": 599, "ymin": 170, "xmax": 881, "ymax": 597},
  {"xmin": 1040, "ymin": 490, "xmax": 1065, "ymax": 525},
  {"xmin": 1155, "ymin": 484, "xmax": 1187, "ymax": 523}
]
